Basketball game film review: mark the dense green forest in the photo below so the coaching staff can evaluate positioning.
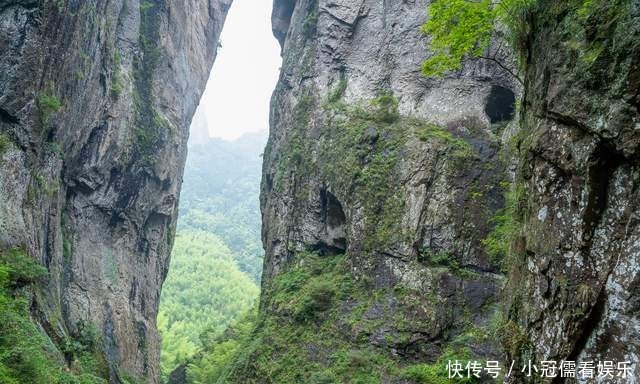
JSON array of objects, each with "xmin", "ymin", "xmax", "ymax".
[
  {"xmin": 158, "ymin": 132, "xmax": 266, "ymax": 380},
  {"xmin": 178, "ymin": 133, "xmax": 266, "ymax": 282}
]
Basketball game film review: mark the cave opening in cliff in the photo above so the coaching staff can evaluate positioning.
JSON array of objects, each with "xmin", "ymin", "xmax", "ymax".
[
  {"xmin": 157, "ymin": 0, "xmax": 281, "ymax": 380},
  {"xmin": 485, "ymin": 85, "xmax": 516, "ymax": 124}
]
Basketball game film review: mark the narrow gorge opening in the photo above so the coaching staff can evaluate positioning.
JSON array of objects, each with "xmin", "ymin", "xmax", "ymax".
[
  {"xmin": 156, "ymin": 1, "xmax": 281, "ymax": 381},
  {"xmin": 1, "ymin": 0, "xmax": 637, "ymax": 383}
]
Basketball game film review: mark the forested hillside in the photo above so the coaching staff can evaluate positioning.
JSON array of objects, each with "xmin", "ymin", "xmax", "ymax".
[
  {"xmin": 158, "ymin": 132, "xmax": 266, "ymax": 380},
  {"xmin": 179, "ymin": 132, "xmax": 267, "ymax": 282}
]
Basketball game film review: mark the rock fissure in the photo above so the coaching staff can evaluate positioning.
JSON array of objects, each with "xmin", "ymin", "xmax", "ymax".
[
  {"xmin": 0, "ymin": 107, "xmax": 19, "ymax": 124},
  {"xmin": 580, "ymin": 145, "xmax": 624, "ymax": 255},
  {"xmin": 552, "ymin": 286, "xmax": 608, "ymax": 384}
]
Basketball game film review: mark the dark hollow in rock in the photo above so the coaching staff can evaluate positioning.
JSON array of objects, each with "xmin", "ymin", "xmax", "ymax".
[
  {"xmin": 484, "ymin": 85, "xmax": 516, "ymax": 124},
  {"xmin": 314, "ymin": 188, "xmax": 347, "ymax": 255}
]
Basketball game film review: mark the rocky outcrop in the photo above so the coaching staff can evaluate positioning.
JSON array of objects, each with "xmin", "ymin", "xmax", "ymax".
[
  {"xmin": 0, "ymin": 0, "xmax": 231, "ymax": 382},
  {"xmin": 507, "ymin": 0, "xmax": 640, "ymax": 380},
  {"xmin": 243, "ymin": 0, "xmax": 520, "ymax": 381},
  {"xmin": 255, "ymin": 0, "xmax": 640, "ymax": 382}
]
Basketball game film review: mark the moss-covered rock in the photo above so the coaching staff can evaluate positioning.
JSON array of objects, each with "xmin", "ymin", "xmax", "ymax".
[{"xmin": 504, "ymin": 0, "xmax": 640, "ymax": 380}]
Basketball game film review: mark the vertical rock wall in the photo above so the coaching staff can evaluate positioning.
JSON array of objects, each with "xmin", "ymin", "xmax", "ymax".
[
  {"xmin": 257, "ymin": 0, "xmax": 639, "ymax": 381},
  {"xmin": 247, "ymin": 0, "xmax": 520, "ymax": 381},
  {"xmin": 508, "ymin": 1, "xmax": 640, "ymax": 380},
  {"xmin": 0, "ymin": 0, "xmax": 231, "ymax": 382}
]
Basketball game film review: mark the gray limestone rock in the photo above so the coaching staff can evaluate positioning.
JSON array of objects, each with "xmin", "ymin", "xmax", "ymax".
[
  {"xmin": 506, "ymin": 1, "xmax": 640, "ymax": 381},
  {"xmin": 255, "ymin": 0, "xmax": 519, "ymax": 379},
  {"xmin": 0, "ymin": 0, "xmax": 231, "ymax": 382}
]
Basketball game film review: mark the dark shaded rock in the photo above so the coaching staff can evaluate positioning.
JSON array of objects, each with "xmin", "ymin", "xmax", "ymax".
[
  {"xmin": 0, "ymin": 0, "xmax": 232, "ymax": 382},
  {"xmin": 506, "ymin": 0, "xmax": 640, "ymax": 378},
  {"xmin": 166, "ymin": 363, "xmax": 188, "ymax": 384}
]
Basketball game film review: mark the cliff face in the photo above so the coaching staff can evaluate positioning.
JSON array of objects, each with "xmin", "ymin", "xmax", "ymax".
[
  {"xmin": 246, "ymin": 0, "xmax": 519, "ymax": 381},
  {"xmin": 0, "ymin": 0, "xmax": 230, "ymax": 382},
  {"xmin": 253, "ymin": 0, "xmax": 640, "ymax": 382},
  {"xmin": 509, "ymin": 0, "xmax": 640, "ymax": 378}
]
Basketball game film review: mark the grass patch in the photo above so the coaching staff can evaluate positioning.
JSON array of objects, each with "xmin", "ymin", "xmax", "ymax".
[
  {"xmin": 369, "ymin": 92, "xmax": 399, "ymax": 123},
  {"xmin": 402, "ymin": 347, "xmax": 479, "ymax": 384},
  {"xmin": 111, "ymin": 52, "xmax": 124, "ymax": 99},
  {"xmin": 0, "ymin": 248, "xmax": 47, "ymax": 286},
  {"xmin": 269, "ymin": 252, "xmax": 351, "ymax": 323},
  {"xmin": 0, "ymin": 133, "xmax": 13, "ymax": 156},
  {"xmin": 27, "ymin": 173, "xmax": 58, "ymax": 203},
  {"xmin": 417, "ymin": 248, "xmax": 476, "ymax": 278},
  {"xmin": 416, "ymin": 123, "xmax": 475, "ymax": 161},
  {"xmin": 36, "ymin": 93, "xmax": 62, "ymax": 125},
  {"xmin": 302, "ymin": 11, "xmax": 318, "ymax": 37},
  {"xmin": 482, "ymin": 182, "xmax": 526, "ymax": 270},
  {"xmin": 326, "ymin": 78, "xmax": 347, "ymax": 104}
]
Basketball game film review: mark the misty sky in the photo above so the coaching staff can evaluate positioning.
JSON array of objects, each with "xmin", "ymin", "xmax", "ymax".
[{"xmin": 195, "ymin": 0, "xmax": 282, "ymax": 141}]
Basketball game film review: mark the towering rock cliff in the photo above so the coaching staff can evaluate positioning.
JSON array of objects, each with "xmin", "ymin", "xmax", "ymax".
[
  {"xmin": 507, "ymin": 0, "xmax": 640, "ymax": 380},
  {"xmin": 0, "ymin": 0, "xmax": 231, "ymax": 382},
  {"xmin": 237, "ymin": 0, "xmax": 518, "ymax": 381},
  {"xmin": 248, "ymin": 0, "xmax": 639, "ymax": 382}
]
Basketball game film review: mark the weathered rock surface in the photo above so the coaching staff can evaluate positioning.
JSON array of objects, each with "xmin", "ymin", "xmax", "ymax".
[
  {"xmin": 264, "ymin": 0, "xmax": 519, "ymax": 283},
  {"xmin": 244, "ymin": 0, "xmax": 519, "ymax": 380},
  {"xmin": 507, "ymin": 1, "xmax": 640, "ymax": 381},
  {"xmin": 0, "ymin": 0, "xmax": 231, "ymax": 382},
  {"xmin": 254, "ymin": 0, "xmax": 640, "ymax": 382}
]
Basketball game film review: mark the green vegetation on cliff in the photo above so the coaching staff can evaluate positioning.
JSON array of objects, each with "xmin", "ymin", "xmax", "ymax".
[
  {"xmin": 184, "ymin": 251, "xmax": 487, "ymax": 383},
  {"xmin": 421, "ymin": 0, "xmax": 536, "ymax": 80},
  {"xmin": 36, "ymin": 92, "xmax": 62, "ymax": 126},
  {"xmin": 0, "ymin": 133, "xmax": 12, "ymax": 156},
  {"xmin": 421, "ymin": 0, "xmax": 494, "ymax": 77},
  {"xmin": 422, "ymin": 0, "xmax": 629, "ymax": 81},
  {"xmin": 482, "ymin": 182, "xmax": 526, "ymax": 270},
  {"xmin": 0, "ymin": 249, "xmax": 109, "ymax": 384}
]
